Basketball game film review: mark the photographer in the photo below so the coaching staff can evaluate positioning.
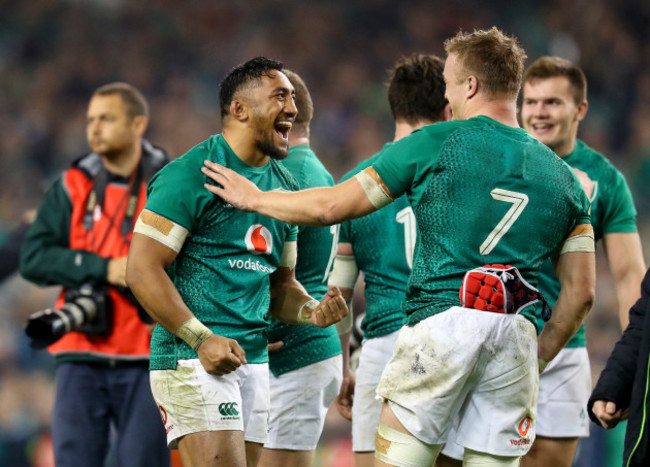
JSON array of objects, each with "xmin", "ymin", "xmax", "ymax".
[{"xmin": 20, "ymin": 83, "xmax": 170, "ymax": 467}]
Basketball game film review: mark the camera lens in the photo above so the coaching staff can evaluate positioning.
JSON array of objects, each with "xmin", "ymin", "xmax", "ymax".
[{"xmin": 25, "ymin": 295, "xmax": 98, "ymax": 348}]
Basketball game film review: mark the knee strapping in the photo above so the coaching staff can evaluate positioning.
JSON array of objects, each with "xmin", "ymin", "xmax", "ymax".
[
  {"xmin": 374, "ymin": 422, "xmax": 441, "ymax": 466},
  {"xmin": 463, "ymin": 448, "xmax": 520, "ymax": 466}
]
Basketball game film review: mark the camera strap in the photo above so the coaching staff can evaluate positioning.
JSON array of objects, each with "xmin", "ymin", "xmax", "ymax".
[{"xmin": 83, "ymin": 159, "xmax": 144, "ymax": 246}]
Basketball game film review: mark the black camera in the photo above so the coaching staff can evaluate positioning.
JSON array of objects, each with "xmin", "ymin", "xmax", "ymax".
[{"xmin": 25, "ymin": 282, "xmax": 112, "ymax": 349}]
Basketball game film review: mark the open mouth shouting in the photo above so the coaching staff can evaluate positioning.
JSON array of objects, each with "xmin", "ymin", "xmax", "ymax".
[{"xmin": 275, "ymin": 120, "xmax": 292, "ymax": 142}]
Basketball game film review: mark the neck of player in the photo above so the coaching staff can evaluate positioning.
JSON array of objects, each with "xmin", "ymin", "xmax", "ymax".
[
  {"xmin": 289, "ymin": 125, "xmax": 309, "ymax": 148},
  {"xmin": 394, "ymin": 120, "xmax": 437, "ymax": 142},
  {"xmin": 467, "ymin": 99, "xmax": 520, "ymax": 128}
]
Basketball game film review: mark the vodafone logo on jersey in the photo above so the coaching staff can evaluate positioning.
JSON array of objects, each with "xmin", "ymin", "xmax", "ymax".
[{"xmin": 244, "ymin": 224, "xmax": 273, "ymax": 255}]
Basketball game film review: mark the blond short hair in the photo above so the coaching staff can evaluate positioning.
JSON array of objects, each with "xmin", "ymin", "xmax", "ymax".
[{"xmin": 444, "ymin": 27, "xmax": 527, "ymax": 99}]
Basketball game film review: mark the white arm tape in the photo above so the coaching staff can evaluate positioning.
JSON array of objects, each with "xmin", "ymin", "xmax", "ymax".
[
  {"xmin": 176, "ymin": 317, "xmax": 213, "ymax": 351},
  {"xmin": 133, "ymin": 209, "xmax": 190, "ymax": 253},
  {"xmin": 354, "ymin": 171, "xmax": 393, "ymax": 209},
  {"xmin": 297, "ymin": 299, "xmax": 319, "ymax": 325},
  {"xmin": 280, "ymin": 241, "xmax": 297, "ymax": 268},
  {"xmin": 328, "ymin": 255, "xmax": 359, "ymax": 289},
  {"xmin": 560, "ymin": 226, "xmax": 595, "ymax": 255}
]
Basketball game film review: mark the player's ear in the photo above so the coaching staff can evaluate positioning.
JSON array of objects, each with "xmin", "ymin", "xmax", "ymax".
[
  {"xmin": 576, "ymin": 100, "xmax": 588, "ymax": 122},
  {"xmin": 131, "ymin": 115, "xmax": 148, "ymax": 137},
  {"xmin": 466, "ymin": 75, "xmax": 479, "ymax": 99},
  {"xmin": 229, "ymin": 99, "xmax": 248, "ymax": 122}
]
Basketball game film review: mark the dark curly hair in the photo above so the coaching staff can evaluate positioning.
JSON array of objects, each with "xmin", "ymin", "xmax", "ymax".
[
  {"xmin": 388, "ymin": 53, "xmax": 447, "ymax": 125},
  {"xmin": 219, "ymin": 57, "xmax": 284, "ymax": 118}
]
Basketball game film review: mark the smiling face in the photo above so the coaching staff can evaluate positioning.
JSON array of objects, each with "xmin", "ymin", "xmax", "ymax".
[
  {"xmin": 246, "ymin": 71, "xmax": 297, "ymax": 160},
  {"xmin": 522, "ymin": 76, "xmax": 587, "ymax": 156}
]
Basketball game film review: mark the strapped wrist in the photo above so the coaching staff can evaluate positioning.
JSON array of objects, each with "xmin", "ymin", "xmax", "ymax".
[
  {"xmin": 176, "ymin": 317, "xmax": 213, "ymax": 351},
  {"xmin": 297, "ymin": 299, "xmax": 319, "ymax": 325}
]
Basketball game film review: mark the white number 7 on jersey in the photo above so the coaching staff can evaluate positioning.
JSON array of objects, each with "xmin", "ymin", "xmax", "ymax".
[{"xmin": 479, "ymin": 189, "xmax": 529, "ymax": 255}]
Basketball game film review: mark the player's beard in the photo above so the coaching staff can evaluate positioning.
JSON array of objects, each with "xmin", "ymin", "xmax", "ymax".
[{"xmin": 253, "ymin": 126, "xmax": 288, "ymax": 161}]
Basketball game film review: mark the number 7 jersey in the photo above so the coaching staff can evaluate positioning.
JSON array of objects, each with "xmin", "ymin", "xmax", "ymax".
[{"xmin": 371, "ymin": 116, "xmax": 591, "ymax": 328}]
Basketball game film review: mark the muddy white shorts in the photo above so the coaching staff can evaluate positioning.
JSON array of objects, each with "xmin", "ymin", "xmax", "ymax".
[
  {"xmin": 352, "ymin": 329, "xmax": 401, "ymax": 452},
  {"xmin": 536, "ymin": 346, "xmax": 591, "ymax": 437},
  {"xmin": 265, "ymin": 355, "xmax": 342, "ymax": 451},
  {"xmin": 150, "ymin": 359, "xmax": 270, "ymax": 449},
  {"xmin": 377, "ymin": 306, "xmax": 539, "ymax": 457}
]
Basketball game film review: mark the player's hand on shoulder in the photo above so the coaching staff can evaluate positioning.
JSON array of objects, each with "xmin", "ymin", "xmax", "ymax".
[
  {"xmin": 311, "ymin": 287, "xmax": 349, "ymax": 328},
  {"xmin": 197, "ymin": 334, "xmax": 247, "ymax": 376},
  {"xmin": 334, "ymin": 372, "xmax": 356, "ymax": 420},
  {"xmin": 201, "ymin": 160, "xmax": 260, "ymax": 212},
  {"xmin": 592, "ymin": 400, "xmax": 627, "ymax": 429}
]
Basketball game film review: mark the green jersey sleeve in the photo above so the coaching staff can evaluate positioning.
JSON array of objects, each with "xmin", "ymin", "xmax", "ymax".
[
  {"xmin": 372, "ymin": 127, "xmax": 447, "ymax": 201},
  {"xmin": 601, "ymin": 170, "xmax": 637, "ymax": 234},
  {"xmin": 145, "ymin": 156, "xmax": 214, "ymax": 232}
]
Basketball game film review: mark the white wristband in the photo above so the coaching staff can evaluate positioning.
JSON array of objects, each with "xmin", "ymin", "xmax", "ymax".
[
  {"xmin": 297, "ymin": 299, "xmax": 319, "ymax": 325},
  {"xmin": 176, "ymin": 317, "xmax": 213, "ymax": 351},
  {"xmin": 335, "ymin": 304, "xmax": 353, "ymax": 335}
]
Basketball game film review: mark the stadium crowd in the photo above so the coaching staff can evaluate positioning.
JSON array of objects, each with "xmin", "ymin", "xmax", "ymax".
[{"xmin": 1, "ymin": 0, "xmax": 650, "ymax": 465}]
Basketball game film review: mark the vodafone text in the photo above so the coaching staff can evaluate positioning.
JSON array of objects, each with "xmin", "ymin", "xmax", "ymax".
[{"xmin": 228, "ymin": 258, "xmax": 276, "ymax": 274}]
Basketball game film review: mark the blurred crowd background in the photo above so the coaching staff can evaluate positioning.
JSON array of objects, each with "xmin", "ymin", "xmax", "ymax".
[{"xmin": 1, "ymin": 0, "xmax": 650, "ymax": 465}]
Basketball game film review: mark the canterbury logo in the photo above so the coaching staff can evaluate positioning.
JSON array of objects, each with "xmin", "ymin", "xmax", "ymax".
[
  {"xmin": 245, "ymin": 224, "xmax": 273, "ymax": 255},
  {"xmin": 219, "ymin": 402, "xmax": 240, "ymax": 417}
]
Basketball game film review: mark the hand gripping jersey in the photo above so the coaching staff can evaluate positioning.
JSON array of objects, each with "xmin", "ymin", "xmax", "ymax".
[
  {"xmin": 339, "ymin": 146, "xmax": 413, "ymax": 339},
  {"xmin": 143, "ymin": 134, "xmax": 299, "ymax": 369},
  {"xmin": 536, "ymin": 139, "xmax": 638, "ymax": 347},
  {"xmin": 370, "ymin": 116, "xmax": 591, "ymax": 329},
  {"xmin": 266, "ymin": 145, "xmax": 341, "ymax": 377}
]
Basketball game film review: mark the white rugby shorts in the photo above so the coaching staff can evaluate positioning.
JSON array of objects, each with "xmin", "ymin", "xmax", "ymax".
[
  {"xmin": 377, "ymin": 306, "xmax": 539, "ymax": 457},
  {"xmin": 150, "ymin": 359, "xmax": 270, "ymax": 449},
  {"xmin": 352, "ymin": 329, "xmax": 401, "ymax": 452},
  {"xmin": 265, "ymin": 355, "xmax": 342, "ymax": 451},
  {"xmin": 536, "ymin": 347, "xmax": 591, "ymax": 437}
]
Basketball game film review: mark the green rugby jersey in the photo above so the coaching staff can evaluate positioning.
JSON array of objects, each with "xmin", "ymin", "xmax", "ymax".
[
  {"xmin": 372, "ymin": 116, "xmax": 591, "ymax": 329},
  {"xmin": 268, "ymin": 145, "xmax": 341, "ymax": 376},
  {"xmin": 339, "ymin": 145, "xmax": 413, "ymax": 339},
  {"xmin": 144, "ymin": 134, "xmax": 299, "ymax": 370},
  {"xmin": 536, "ymin": 140, "xmax": 638, "ymax": 347}
]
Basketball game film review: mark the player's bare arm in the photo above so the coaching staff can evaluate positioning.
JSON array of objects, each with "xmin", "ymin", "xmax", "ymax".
[
  {"xmin": 126, "ymin": 210, "xmax": 246, "ymax": 376},
  {"xmin": 202, "ymin": 161, "xmax": 385, "ymax": 226},
  {"xmin": 538, "ymin": 225, "xmax": 595, "ymax": 364},
  {"xmin": 268, "ymin": 265, "xmax": 349, "ymax": 327},
  {"xmin": 603, "ymin": 232, "xmax": 646, "ymax": 329},
  {"xmin": 328, "ymin": 242, "xmax": 358, "ymax": 420}
]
